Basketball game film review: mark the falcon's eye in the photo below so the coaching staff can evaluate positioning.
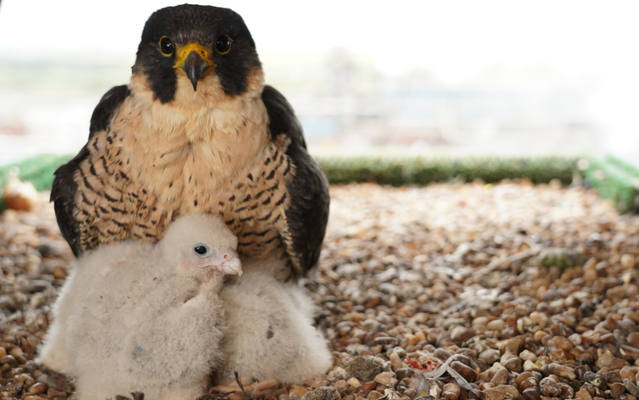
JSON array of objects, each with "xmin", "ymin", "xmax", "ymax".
[
  {"xmin": 159, "ymin": 36, "xmax": 174, "ymax": 56},
  {"xmin": 193, "ymin": 244, "xmax": 209, "ymax": 256},
  {"xmin": 215, "ymin": 35, "xmax": 232, "ymax": 54}
]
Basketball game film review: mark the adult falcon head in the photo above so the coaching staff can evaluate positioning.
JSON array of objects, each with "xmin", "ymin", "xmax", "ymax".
[
  {"xmin": 134, "ymin": 5, "xmax": 261, "ymax": 102},
  {"xmin": 52, "ymin": 4, "xmax": 329, "ymax": 277}
]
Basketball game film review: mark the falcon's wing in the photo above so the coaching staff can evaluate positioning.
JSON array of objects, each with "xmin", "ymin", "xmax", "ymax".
[
  {"xmin": 51, "ymin": 85, "xmax": 130, "ymax": 257},
  {"xmin": 262, "ymin": 85, "xmax": 330, "ymax": 275}
]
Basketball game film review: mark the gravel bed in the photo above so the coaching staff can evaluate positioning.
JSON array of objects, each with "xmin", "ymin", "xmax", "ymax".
[{"xmin": 1, "ymin": 181, "xmax": 639, "ymax": 400}]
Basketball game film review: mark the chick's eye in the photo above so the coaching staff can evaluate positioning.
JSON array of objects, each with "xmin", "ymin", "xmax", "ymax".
[
  {"xmin": 159, "ymin": 36, "xmax": 174, "ymax": 56},
  {"xmin": 216, "ymin": 35, "xmax": 231, "ymax": 54},
  {"xmin": 193, "ymin": 244, "xmax": 209, "ymax": 256}
]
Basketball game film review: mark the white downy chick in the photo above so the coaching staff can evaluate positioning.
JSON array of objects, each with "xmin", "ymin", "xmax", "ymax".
[
  {"xmin": 38, "ymin": 240, "xmax": 151, "ymax": 372},
  {"xmin": 40, "ymin": 213, "xmax": 241, "ymax": 400},
  {"xmin": 216, "ymin": 267, "xmax": 332, "ymax": 385}
]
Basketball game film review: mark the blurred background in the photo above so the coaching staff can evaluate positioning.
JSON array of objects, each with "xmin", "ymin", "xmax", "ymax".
[{"xmin": 0, "ymin": 0, "xmax": 638, "ymax": 166}]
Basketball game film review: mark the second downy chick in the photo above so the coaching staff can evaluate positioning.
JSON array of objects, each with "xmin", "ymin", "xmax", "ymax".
[{"xmin": 215, "ymin": 257, "xmax": 332, "ymax": 385}]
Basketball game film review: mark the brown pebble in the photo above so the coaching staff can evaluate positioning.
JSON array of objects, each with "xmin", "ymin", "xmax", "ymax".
[
  {"xmin": 443, "ymin": 383, "xmax": 461, "ymax": 397},
  {"xmin": 621, "ymin": 254, "xmax": 636, "ymax": 269},
  {"xmin": 395, "ymin": 368, "xmax": 412, "ymax": 381},
  {"xmin": 487, "ymin": 320, "xmax": 506, "ymax": 331},
  {"xmin": 620, "ymin": 366, "xmax": 637, "ymax": 381},
  {"xmin": 373, "ymin": 337, "xmax": 398, "ymax": 346},
  {"xmin": 0, "ymin": 355, "xmax": 18, "ymax": 365},
  {"xmin": 346, "ymin": 356, "xmax": 384, "ymax": 382},
  {"xmin": 28, "ymin": 382, "xmax": 48, "ymax": 395},
  {"xmin": 291, "ymin": 386, "xmax": 310, "ymax": 397},
  {"xmin": 18, "ymin": 373, "xmax": 36, "ymax": 387},
  {"xmin": 361, "ymin": 381, "xmax": 377, "ymax": 391},
  {"xmin": 540, "ymin": 377, "xmax": 562, "ymax": 397},
  {"xmin": 450, "ymin": 326, "xmax": 475, "ymax": 344},
  {"xmin": 628, "ymin": 333, "xmax": 639, "ymax": 348},
  {"xmin": 624, "ymin": 379, "xmax": 639, "ymax": 397},
  {"xmin": 47, "ymin": 388, "xmax": 68, "ymax": 398},
  {"xmin": 389, "ymin": 352, "xmax": 403, "ymax": 371},
  {"xmin": 522, "ymin": 387, "xmax": 541, "ymax": 400},
  {"xmin": 558, "ymin": 382, "xmax": 574, "ymax": 399},
  {"xmin": 612, "ymin": 383, "xmax": 627, "ymax": 399},
  {"xmin": 482, "ymin": 385, "xmax": 521, "ymax": 400},
  {"xmin": 442, "ymin": 393, "xmax": 458, "ymax": 400},
  {"xmin": 547, "ymin": 363, "xmax": 576, "ymax": 380},
  {"xmin": 479, "ymin": 349, "xmax": 500, "ymax": 365},
  {"xmin": 367, "ymin": 391, "xmax": 384, "ymax": 400},
  {"xmin": 332, "ymin": 381, "xmax": 348, "ymax": 395},
  {"xmin": 303, "ymin": 386, "xmax": 341, "ymax": 400},
  {"xmin": 519, "ymin": 377, "xmax": 539, "ymax": 391},
  {"xmin": 534, "ymin": 331, "xmax": 548, "ymax": 342},
  {"xmin": 434, "ymin": 347, "xmax": 453, "ymax": 361},
  {"xmin": 576, "ymin": 388, "xmax": 594, "ymax": 400},
  {"xmin": 451, "ymin": 360, "xmax": 477, "ymax": 382},
  {"xmin": 504, "ymin": 357, "xmax": 522, "ymax": 372},
  {"xmin": 621, "ymin": 345, "xmax": 639, "ymax": 359},
  {"xmin": 373, "ymin": 372, "xmax": 397, "ymax": 388},
  {"xmin": 491, "ymin": 367, "xmax": 509, "ymax": 385},
  {"xmin": 515, "ymin": 372, "xmax": 532, "ymax": 386},
  {"xmin": 9, "ymin": 347, "xmax": 23, "ymax": 358}
]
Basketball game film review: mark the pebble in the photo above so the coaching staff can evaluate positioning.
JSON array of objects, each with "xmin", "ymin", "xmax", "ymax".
[
  {"xmin": 346, "ymin": 356, "xmax": 384, "ymax": 382},
  {"xmin": 395, "ymin": 369, "xmax": 412, "ymax": 381},
  {"xmin": 303, "ymin": 386, "xmax": 341, "ymax": 400},
  {"xmin": 504, "ymin": 357, "xmax": 522, "ymax": 372},
  {"xmin": 621, "ymin": 254, "xmax": 637, "ymax": 269},
  {"xmin": 451, "ymin": 360, "xmax": 478, "ymax": 382},
  {"xmin": 480, "ymin": 349, "xmax": 500, "ymax": 365},
  {"xmin": 291, "ymin": 386, "xmax": 310, "ymax": 397},
  {"xmin": 3, "ymin": 183, "xmax": 639, "ymax": 400},
  {"xmin": 361, "ymin": 381, "xmax": 377, "ymax": 391},
  {"xmin": 373, "ymin": 372, "xmax": 397, "ymax": 388},
  {"xmin": 519, "ymin": 350, "xmax": 537, "ymax": 362},
  {"xmin": 546, "ymin": 363, "xmax": 576, "ymax": 380},
  {"xmin": 576, "ymin": 388, "xmax": 594, "ymax": 400},
  {"xmin": 347, "ymin": 378, "xmax": 362, "ymax": 388},
  {"xmin": 487, "ymin": 320, "xmax": 506, "ymax": 331},
  {"xmin": 27, "ymin": 382, "xmax": 48, "ymax": 395},
  {"xmin": 491, "ymin": 368, "xmax": 509, "ymax": 385},
  {"xmin": 521, "ymin": 387, "xmax": 541, "ymax": 400},
  {"xmin": 625, "ymin": 380, "xmax": 639, "ymax": 397},
  {"xmin": 450, "ymin": 326, "xmax": 474, "ymax": 344},
  {"xmin": 389, "ymin": 352, "xmax": 403, "ymax": 371},
  {"xmin": 612, "ymin": 383, "xmax": 627, "ymax": 399},
  {"xmin": 482, "ymin": 385, "xmax": 521, "ymax": 400}
]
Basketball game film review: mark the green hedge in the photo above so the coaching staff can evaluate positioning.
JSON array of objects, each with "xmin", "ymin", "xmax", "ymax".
[
  {"xmin": 1, "ymin": 155, "xmax": 578, "ymax": 191},
  {"xmin": 0, "ymin": 154, "xmax": 72, "ymax": 192},
  {"xmin": 318, "ymin": 156, "xmax": 577, "ymax": 186},
  {"xmin": 6, "ymin": 154, "xmax": 639, "ymax": 215}
]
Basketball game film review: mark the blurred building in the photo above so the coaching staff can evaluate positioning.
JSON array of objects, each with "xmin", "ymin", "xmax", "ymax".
[{"xmin": 0, "ymin": 48, "xmax": 604, "ymax": 164}]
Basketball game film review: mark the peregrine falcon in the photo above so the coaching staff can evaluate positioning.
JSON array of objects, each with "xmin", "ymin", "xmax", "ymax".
[{"xmin": 51, "ymin": 4, "xmax": 329, "ymax": 276}]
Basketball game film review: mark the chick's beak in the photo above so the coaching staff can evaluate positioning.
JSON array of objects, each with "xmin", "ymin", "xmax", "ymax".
[
  {"xmin": 199, "ymin": 248, "xmax": 242, "ymax": 276},
  {"xmin": 175, "ymin": 43, "xmax": 216, "ymax": 91}
]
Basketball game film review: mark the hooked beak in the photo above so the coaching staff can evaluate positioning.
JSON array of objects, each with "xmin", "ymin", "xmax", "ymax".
[
  {"xmin": 199, "ymin": 248, "xmax": 242, "ymax": 276},
  {"xmin": 175, "ymin": 43, "xmax": 216, "ymax": 91}
]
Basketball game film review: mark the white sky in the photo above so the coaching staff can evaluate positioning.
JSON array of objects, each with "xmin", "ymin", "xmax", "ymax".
[
  {"xmin": 1, "ymin": 0, "xmax": 639, "ymax": 160},
  {"xmin": 1, "ymin": 0, "xmax": 638, "ymax": 80}
]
